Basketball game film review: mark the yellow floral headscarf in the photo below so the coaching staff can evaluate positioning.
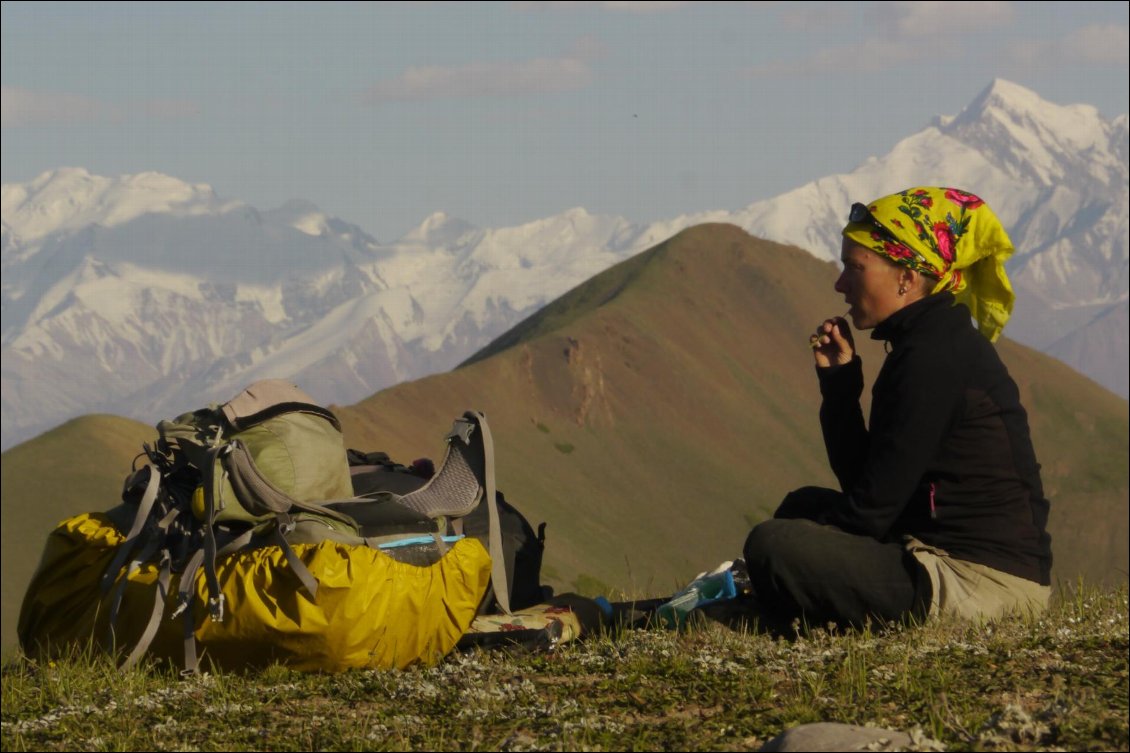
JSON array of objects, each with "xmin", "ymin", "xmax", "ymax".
[{"xmin": 842, "ymin": 187, "xmax": 1015, "ymax": 342}]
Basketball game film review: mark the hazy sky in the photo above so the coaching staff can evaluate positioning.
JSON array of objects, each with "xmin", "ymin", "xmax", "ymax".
[{"xmin": 2, "ymin": 1, "xmax": 1127, "ymax": 242}]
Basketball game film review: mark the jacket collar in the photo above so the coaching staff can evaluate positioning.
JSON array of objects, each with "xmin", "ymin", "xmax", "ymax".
[{"xmin": 871, "ymin": 292, "xmax": 956, "ymax": 345}]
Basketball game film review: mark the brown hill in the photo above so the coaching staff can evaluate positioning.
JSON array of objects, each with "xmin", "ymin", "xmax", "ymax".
[
  {"xmin": 332, "ymin": 225, "xmax": 1129, "ymax": 595},
  {"xmin": 3, "ymin": 224, "xmax": 1127, "ymax": 650}
]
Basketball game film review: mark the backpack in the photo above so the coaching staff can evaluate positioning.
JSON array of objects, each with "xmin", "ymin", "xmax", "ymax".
[{"xmin": 18, "ymin": 379, "xmax": 513, "ymax": 672}]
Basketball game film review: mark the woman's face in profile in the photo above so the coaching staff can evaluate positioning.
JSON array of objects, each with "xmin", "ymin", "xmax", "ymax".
[{"xmin": 835, "ymin": 240, "xmax": 907, "ymax": 330}]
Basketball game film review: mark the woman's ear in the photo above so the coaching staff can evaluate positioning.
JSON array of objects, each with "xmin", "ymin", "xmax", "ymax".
[
  {"xmin": 896, "ymin": 267, "xmax": 915, "ymax": 296},
  {"xmin": 897, "ymin": 267, "xmax": 929, "ymax": 299}
]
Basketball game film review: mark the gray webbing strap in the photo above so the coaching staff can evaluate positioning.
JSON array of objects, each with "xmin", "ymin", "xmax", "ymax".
[
  {"xmin": 181, "ymin": 607, "xmax": 198, "ymax": 677},
  {"xmin": 172, "ymin": 526, "xmax": 257, "ymax": 674},
  {"xmin": 273, "ymin": 515, "xmax": 319, "ymax": 598},
  {"xmin": 216, "ymin": 527, "xmax": 258, "ymax": 557},
  {"xmin": 108, "ymin": 506, "xmax": 181, "ymax": 664},
  {"xmin": 100, "ymin": 464, "xmax": 161, "ymax": 593},
  {"xmin": 171, "ymin": 549, "xmax": 205, "ymax": 619},
  {"xmin": 121, "ymin": 552, "xmax": 173, "ymax": 669},
  {"xmin": 172, "ymin": 527, "xmax": 258, "ymax": 619},
  {"xmin": 107, "ymin": 535, "xmax": 161, "ymax": 645},
  {"xmin": 475, "ymin": 412, "xmax": 511, "ymax": 615}
]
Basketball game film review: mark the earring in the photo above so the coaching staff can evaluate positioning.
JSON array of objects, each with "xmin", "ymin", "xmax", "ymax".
[{"xmin": 898, "ymin": 286, "xmax": 907, "ymax": 296}]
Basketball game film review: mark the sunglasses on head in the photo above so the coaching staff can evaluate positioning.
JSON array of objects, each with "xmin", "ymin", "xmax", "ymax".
[
  {"xmin": 848, "ymin": 202, "xmax": 873, "ymax": 224},
  {"xmin": 848, "ymin": 202, "xmax": 896, "ymax": 239}
]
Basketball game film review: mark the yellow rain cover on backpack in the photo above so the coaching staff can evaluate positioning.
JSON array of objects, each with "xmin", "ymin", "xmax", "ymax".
[{"xmin": 19, "ymin": 512, "xmax": 493, "ymax": 672}]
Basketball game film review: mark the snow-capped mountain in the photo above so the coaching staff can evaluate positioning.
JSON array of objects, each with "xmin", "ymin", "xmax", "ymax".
[
  {"xmin": 1, "ymin": 170, "xmax": 660, "ymax": 448},
  {"xmin": 671, "ymin": 78, "xmax": 1129, "ymax": 395},
  {"xmin": 2, "ymin": 79, "xmax": 1126, "ymax": 449}
]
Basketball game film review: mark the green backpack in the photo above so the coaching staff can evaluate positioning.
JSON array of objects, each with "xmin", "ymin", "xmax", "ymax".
[
  {"xmin": 98, "ymin": 379, "xmax": 511, "ymax": 670},
  {"xmin": 154, "ymin": 378, "xmax": 356, "ymax": 526}
]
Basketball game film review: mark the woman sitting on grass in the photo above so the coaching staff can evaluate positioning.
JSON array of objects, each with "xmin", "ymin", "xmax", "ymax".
[{"xmin": 741, "ymin": 186, "xmax": 1052, "ymax": 632}]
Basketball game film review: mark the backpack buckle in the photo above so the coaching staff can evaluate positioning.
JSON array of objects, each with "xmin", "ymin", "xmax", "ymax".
[
  {"xmin": 170, "ymin": 596, "xmax": 190, "ymax": 619},
  {"xmin": 208, "ymin": 594, "xmax": 226, "ymax": 622}
]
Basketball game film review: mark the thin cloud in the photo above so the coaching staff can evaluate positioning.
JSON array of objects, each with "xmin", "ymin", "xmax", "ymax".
[
  {"xmin": 601, "ymin": 1, "xmax": 689, "ymax": 11},
  {"xmin": 745, "ymin": 38, "xmax": 922, "ymax": 77},
  {"xmin": 362, "ymin": 54, "xmax": 594, "ymax": 102},
  {"xmin": 1007, "ymin": 24, "xmax": 1130, "ymax": 68},
  {"xmin": 1, "ymin": 85, "xmax": 200, "ymax": 127},
  {"xmin": 141, "ymin": 99, "xmax": 201, "ymax": 120},
  {"xmin": 510, "ymin": 1, "xmax": 689, "ymax": 11},
  {"xmin": 1, "ymin": 85, "xmax": 107, "ymax": 127},
  {"xmin": 779, "ymin": 4, "xmax": 855, "ymax": 30},
  {"xmin": 1060, "ymin": 24, "xmax": 1129, "ymax": 65},
  {"xmin": 779, "ymin": 1, "xmax": 1011, "ymax": 35},
  {"xmin": 874, "ymin": 1, "xmax": 1014, "ymax": 36},
  {"xmin": 509, "ymin": 1, "xmax": 592, "ymax": 9},
  {"xmin": 568, "ymin": 34, "xmax": 607, "ymax": 62}
]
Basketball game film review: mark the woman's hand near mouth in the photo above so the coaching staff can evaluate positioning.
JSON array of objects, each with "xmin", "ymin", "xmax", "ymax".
[{"xmin": 810, "ymin": 314, "xmax": 855, "ymax": 368}]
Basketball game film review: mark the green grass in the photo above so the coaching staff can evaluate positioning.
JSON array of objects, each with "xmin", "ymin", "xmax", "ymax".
[
  {"xmin": 3, "ymin": 583, "xmax": 1126, "ymax": 752},
  {"xmin": 571, "ymin": 573, "xmax": 613, "ymax": 597}
]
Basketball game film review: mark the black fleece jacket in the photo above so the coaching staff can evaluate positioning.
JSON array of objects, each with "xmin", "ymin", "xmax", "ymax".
[{"xmin": 815, "ymin": 293, "xmax": 1052, "ymax": 585}]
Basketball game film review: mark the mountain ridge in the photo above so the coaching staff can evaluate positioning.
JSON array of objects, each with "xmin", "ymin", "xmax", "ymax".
[{"xmin": 2, "ymin": 79, "xmax": 1127, "ymax": 450}]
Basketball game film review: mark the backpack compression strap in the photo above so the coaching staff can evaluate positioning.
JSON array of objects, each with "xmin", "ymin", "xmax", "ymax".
[
  {"xmin": 100, "ymin": 464, "xmax": 161, "ymax": 594},
  {"xmin": 475, "ymin": 412, "xmax": 511, "ymax": 615},
  {"xmin": 221, "ymin": 439, "xmax": 359, "ymax": 528}
]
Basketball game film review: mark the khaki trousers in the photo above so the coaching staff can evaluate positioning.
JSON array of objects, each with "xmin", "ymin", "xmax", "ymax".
[{"xmin": 905, "ymin": 537, "xmax": 1050, "ymax": 621}]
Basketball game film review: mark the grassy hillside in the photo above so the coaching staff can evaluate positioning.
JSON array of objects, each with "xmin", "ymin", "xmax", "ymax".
[
  {"xmin": 995, "ymin": 338, "xmax": 1130, "ymax": 585},
  {"xmin": 3, "ymin": 584, "xmax": 1127, "ymax": 751},
  {"xmin": 3, "ymin": 224, "xmax": 1127, "ymax": 652},
  {"xmin": 1, "ymin": 414, "xmax": 155, "ymax": 650}
]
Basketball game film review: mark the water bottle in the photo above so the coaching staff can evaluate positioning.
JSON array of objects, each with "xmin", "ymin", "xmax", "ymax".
[{"xmin": 656, "ymin": 561, "xmax": 738, "ymax": 629}]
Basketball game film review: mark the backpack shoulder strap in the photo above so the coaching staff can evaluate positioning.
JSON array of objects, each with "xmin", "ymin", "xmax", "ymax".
[{"xmin": 397, "ymin": 411, "xmax": 512, "ymax": 614}]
